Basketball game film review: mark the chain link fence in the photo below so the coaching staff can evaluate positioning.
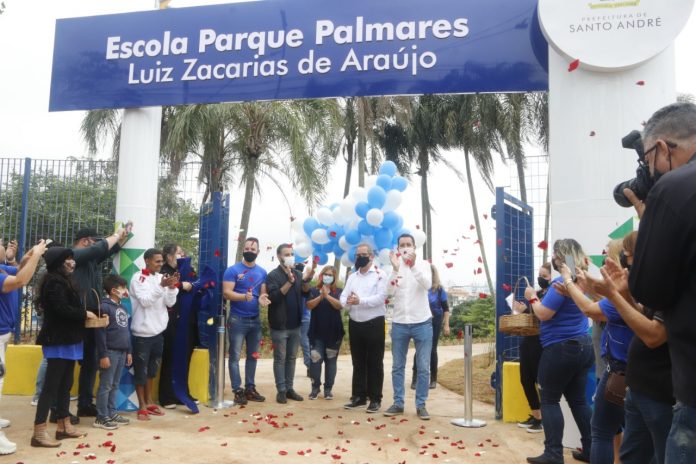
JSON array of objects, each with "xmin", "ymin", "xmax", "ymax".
[{"xmin": 0, "ymin": 157, "xmax": 206, "ymax": 343}]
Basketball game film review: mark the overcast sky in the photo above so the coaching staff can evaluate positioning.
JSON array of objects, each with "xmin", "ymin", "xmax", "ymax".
[{"xmin": 1, "ymin": 1, "xmax": 695, "ymax": 289}]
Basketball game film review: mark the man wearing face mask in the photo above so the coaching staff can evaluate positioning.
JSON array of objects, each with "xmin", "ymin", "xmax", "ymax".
[
  {"xmin": 265, "ymin": 244, "xmax": 310, "ymax": 404},
  {"xmin": 340, "ymin": 243, "xmax": 388, "ymax": 413},
  {"xmin": 384, "ymin": 234, "xmax": 433, "ymax": 420},
  {"xmin": 223, "ymin": 238, "xmax": 271, "ymax": 406},
  {"xmin": 622, "ymin": 102, "xmax": 696, "ymax": 461}
]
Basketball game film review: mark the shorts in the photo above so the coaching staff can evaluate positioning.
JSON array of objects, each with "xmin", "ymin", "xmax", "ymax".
[{"xmin": 132, "ymin": 334, "xmax": 164, "ymax": 385}]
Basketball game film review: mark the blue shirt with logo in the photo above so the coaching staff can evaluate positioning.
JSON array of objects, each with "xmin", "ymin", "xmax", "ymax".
[
  {"xmin": 428, "ymin": 287, "xmax": 449, "ymax": 317},
  {"xmin": 598, "ymin": 297, "xmax": 634, "ymax": 364},
  {"xmin": 223, "ymin": 262, "xmax": 267, "ymax": 317},
  {"xmin": 0, "ymin": 265, "xmax": 18, "ymax": 336},
  {"xmin": 539, "ymin": 277, "xmax": 590, "ymax": 348}
]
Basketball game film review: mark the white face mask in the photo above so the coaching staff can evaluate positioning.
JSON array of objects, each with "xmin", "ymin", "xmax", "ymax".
[
  {"xmin": 283, "ymin": 255, "xmax": 296, "ymax": 267},
  {"xmin": 399, "ymin": 246, "xmax": 414, "ymax": 257}
]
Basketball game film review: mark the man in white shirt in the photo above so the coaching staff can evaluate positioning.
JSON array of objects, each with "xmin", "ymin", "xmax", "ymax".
[
  {"xmin": 384, "ymin": 234, "xmax": 433, "ymax": 420},
  {"xmin": 340, "ymin": 243, "xmax": 388, "ymax": 413},
  {"xmin": 129, "ymin": 248, "xmax": 179, "ymax": 420}
]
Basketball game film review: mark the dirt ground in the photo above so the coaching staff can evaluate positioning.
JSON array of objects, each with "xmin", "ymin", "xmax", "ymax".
[{"xmin": 1, "ymin": 345, "xmax": 576, "ymax": 463}]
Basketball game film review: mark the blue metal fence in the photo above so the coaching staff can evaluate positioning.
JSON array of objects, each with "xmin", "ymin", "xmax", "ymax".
[{"xmin": 493, "ymin": 187, "xmax": 534, "ymax": 419}]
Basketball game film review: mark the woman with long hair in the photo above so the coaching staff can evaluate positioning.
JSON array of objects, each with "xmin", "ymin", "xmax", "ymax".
[
  {"xmin": 32, "ymin": 247, "xmax": 97, "ymax": 448},
  {"xmin": 524, "ymin": 239, "xmax": 594, "ymax": 464},
  {"xmin": 306, "ymin": 265, "xmax": 344, "ymax": 400},
  {"xmin": 411, "ymin": 265, "xmax": 450, "ymax": 390}
]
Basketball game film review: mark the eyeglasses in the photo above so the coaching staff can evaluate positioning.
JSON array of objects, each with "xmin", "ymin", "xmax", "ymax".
[
  {"xmin": 643, "ymin": 140, "xmax": 677, "ymax": 161},
  {"xmin": 356, "ymin": 253, "xmax": 370, "ymax": 258}
]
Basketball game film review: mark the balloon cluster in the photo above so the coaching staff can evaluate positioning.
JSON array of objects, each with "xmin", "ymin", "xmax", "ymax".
[{"xmin": 292, "ymin": 161, "xmax": 426, "ymax": 268}]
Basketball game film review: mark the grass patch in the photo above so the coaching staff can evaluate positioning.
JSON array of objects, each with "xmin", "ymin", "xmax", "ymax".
[{"xmin": 437, "ymin": 352, "xmax": 496, "ymax": 405}]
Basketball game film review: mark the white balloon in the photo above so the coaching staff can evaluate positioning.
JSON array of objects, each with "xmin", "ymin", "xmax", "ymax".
[
  {"xmin": 413, "ymin": 228, "xmax": 427, "ymax": 248},
  {"xmin": 316, "ymin": 207, "xmax": 333, "ymax": 226},
  {"xmin": 365, "ymin": 174, "xmax": 378, "ymax": 189},
  {"xmin": 352, "ymin": 187, "xmax": 368, "ymax": 203},
  {"xmin": 378, "ymin": 248, "xmax": 392, "ymax": 268},
  {"xmin": 382, "ymin": 190, "xmax": 403, "ymax": 212},
  {"xmin": 338, "ymin": 236, "xmax": 350, "ymax": 251},
  {"xmin": 311, "ymin": 228, "xmax": 330, "ymax": 245},
  {"xmin": 341, "ymin": 252, "xmax": 353, "ymax": 268},
  {"xmin": 291, "ymin": 219, "xmax": 304, "ymax": 234},
  {"xmin": 295, "ymin": 242, "xmax": 313, "ymax": 257},
  {"xmin": 340, "ymin": 199, "xmax": 357, "ymax": 223},
  {"xmin": 332, "ymin": 207, "xmax": 344, "ymax": 224},
  {"xmin": 366, "ymin": 208, "xmax": 384, "ymax": 227}
]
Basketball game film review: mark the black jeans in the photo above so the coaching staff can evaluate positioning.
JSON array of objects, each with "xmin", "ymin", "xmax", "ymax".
[
  {"xmin": 158, "ymin": 311, "xmax": 179, "ymax": 405},
  {"xmin": 520, "ymin": 335, "xmax": 543, "ymax": 410},
  {"xmin": 349, "ymin": 316, "xmax": 385, "ymax": 402},
  {"xmin": 77, "ymin": 331, "xmax": 97, "ymax": 408},
  {"xmin": 412, "ymin": 312, "xmax": 443, "ymax": 382},
  {"xmin": 35, "ymin": 358, "xmax": 75, "ymax": 425}
]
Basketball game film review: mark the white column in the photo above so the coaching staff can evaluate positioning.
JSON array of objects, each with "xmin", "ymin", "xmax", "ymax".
[
  {"xmin": 549, "ymin": 46, "xmax": 676, "ymax": 261},
  {"xmin": 113, "ymin": 107, "xmax": 162, "ymax": 280}
]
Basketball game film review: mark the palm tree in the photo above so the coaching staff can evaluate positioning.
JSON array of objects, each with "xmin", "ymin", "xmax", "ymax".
[{"xmin": 444, "ymin": 94, "xmax": 505, "ymax": 296}]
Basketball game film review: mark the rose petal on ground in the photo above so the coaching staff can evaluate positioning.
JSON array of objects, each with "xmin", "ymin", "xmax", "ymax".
[
  {"xmin": 568, "ymin": 59, "xmax": 580, "ymax": 72},
  {"xmin": 278, "ymin": 450, "xmax": 288, "ymax": 456}
]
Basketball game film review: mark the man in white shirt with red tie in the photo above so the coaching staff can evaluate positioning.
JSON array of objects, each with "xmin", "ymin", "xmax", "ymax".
[{"xmin": 384, "ymin": 233, "xmax": 433, "ymax": 420}]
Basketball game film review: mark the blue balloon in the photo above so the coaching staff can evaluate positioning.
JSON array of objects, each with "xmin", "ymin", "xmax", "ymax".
[
  {"xmin": 381, "ymin": 211, "xmax": 400, "ymax": 229},
  {"xmin": 391, "ymin": 176, "xmax": 408, "ymax": 192},
  {"xmin": 348, "ymin": 246, "xmax": 357, "ymax": 262},
  {"xmin": 379, "ymin": 160, "xmax": 398, "ymax": 177},
  {"xmin": 303, "ymin": 217, "xmax": 320, "ymax": 236},
  {"xmin": 327, "ymin": 224, "xmax": 343, "ymax": 242},
  {"xmin": 355, "ymin": 201, "xmax": 370, "ymax": 219},
  {"xmin": 345, "ymin": 228, "xmax": 361, "ymax": 245},
  {"xmin": 367, "ymin": 186, "xmax": 387, "ymax": 209},
  {"xmin": 376, "ymin": 174, "xmax": 392, "ymax": 191},
  {"xmin": 295, "ymin": 254, "xmax": 308, "ymax": 263},
  {"xmin": 358, "ymin": 220, "xmax": 375, "ymax": 236},
  {"xmin": 375, "ymin": 228, "xmax": 393, "ymax": 249},
  {"xmin": 333, "ymin": 243, "xmax": 344, "ymax": 256},
  {"xmin": 313, "ymin": 252, "xmax": 329, "ymax": 266},
  {"xmin": 329, "ymin": 203, "xmax": 339, "ymax": 210},
  {"xmin": 319, "ymin": 242, "xmax": 334, "ymax": 253},
  {"xmin": 390, "ymin": 214, "xmax": 404, "ymax": 232}
]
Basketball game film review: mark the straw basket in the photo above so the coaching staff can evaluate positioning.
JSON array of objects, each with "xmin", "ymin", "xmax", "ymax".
[
  {"xmin": 498, "ymin": 276, "xmax": 540, "ymax": 336},
  {"xmin": 84, "ymin": 288, "xmax": 109, "ymax": 328}
]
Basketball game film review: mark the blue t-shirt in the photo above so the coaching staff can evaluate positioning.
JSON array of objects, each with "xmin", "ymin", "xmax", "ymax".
[
  {"xmin": 0, "ymin": 265, "xmax": 18, "ymax": 336},
  {"xmin": 539, "ymin": 277, "xmax": 590, "ymax": 347},
  {"xmin": 43, "ymin": 342, "xmax": 84, "ymax": 360},
  {"xmin": 223, "ymin": 262, "xmax": 267, "ymax": 317},
  {"xmin": 428, "ymin": 288, "xmax": 448, "ymax": 317},
  {"xmin": 598, "ymin": 298, "xmax": 634, "ymax": 364}
]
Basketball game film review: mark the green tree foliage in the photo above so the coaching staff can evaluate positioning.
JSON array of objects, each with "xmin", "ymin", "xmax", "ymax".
[{"xmin": 450, "ymin": 296, "xmax": 495, "ymax": 339}]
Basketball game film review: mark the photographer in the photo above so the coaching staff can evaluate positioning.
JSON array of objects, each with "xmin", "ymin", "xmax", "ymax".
[{"xmin": 623, "ymin": 102, "xmax": 696, "ymax": 461}]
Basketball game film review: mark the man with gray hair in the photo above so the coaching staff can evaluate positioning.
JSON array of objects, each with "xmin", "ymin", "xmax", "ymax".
[
  {"xmin": 340, "ymin": 243, "xmax": 388, "ymax": 413},
  {"xmin": 625, "ymin": 102, "xmax": 696, "ymax": 462}
]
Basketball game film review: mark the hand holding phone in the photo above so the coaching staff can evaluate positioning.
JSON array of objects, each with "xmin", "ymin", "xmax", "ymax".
[{"xmin": 564, "ymin": 254, "xmax": 577, "ymax": 282}]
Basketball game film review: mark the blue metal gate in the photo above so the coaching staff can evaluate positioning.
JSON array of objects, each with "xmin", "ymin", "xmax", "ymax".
[{"xmin": 493, "ymin": 187, "xmax": 534, "ymax": 419}]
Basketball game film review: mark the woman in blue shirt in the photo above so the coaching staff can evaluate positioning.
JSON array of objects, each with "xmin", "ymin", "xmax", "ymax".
[
  {"xmin": 32, "ymin": 247, "xmax": 97, "ymax": 448},
  {"xmin": 561, "ymin": 233, "xmax": 636, "ymax": 464},
  {"xmin": 411, "ymin": 265, "xmax": 450, "ymax": 390},
  {"xmin": 306, "ymin": 266, "xmax": 344, "ymax": 400},
  {"xmin": 524, "ymin": 239, "xmax": 593, "ymax": 464}
]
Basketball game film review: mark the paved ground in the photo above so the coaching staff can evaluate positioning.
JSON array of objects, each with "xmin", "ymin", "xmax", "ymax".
[{"xmin": 0, "ymin": 345, "xmax": 564, "ymax": 463}]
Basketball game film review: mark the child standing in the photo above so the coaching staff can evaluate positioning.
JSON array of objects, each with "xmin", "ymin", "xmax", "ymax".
[{"xmin": 93, "ymin": 275, "xmax": 132, "ymax": 430}]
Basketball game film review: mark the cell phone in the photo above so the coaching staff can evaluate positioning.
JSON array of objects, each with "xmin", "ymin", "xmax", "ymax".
[
  {"xmin": 564, "ymin": 254, "xmax": 577, "ymax": 281},
  {"xmin": 45, "ymin": 239, "xmax": 53, "ymax": 246}
]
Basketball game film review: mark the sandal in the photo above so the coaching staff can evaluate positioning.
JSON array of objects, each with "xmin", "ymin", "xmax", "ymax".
[
  {"xmin": 146, "ymin": 405, "xmax": 164, "ymax": 416},
  {"xmin": 137, "ymin": 410, "xmax": 150, "ymax": 421}
]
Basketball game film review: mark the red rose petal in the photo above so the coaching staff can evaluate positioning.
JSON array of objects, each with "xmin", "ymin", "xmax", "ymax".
[
  {"xmin": 445, "ymin": 262, "xmax": 453, "ymax": 268},
  {"xmin": 502, "ymin": 283, "xmax": 512, "ymax": 292},
  {"xmin": 401, "ymin": 448, "xmax": 408, "ymax": 452},
  {"xmin": 278, "ymin": 450, "xmax": 288, "ymax": 456},
  {"xmin": 221, "ymin": 443, "xmax": 228, "ymax": 447},
  {"xmin": 251, "ymin": 351, "xmax": 260, "ymax": 359},
  {"xmin": 568, "ymin": 59, "xmax": 580, "ymax": 72},
  {"xmin": 497, "ymin": 239, "xmax": 503, "ymax": 246},
  {"xmin": 537, "ymin": 240, "xmax": 548, "ymax": 250},
  {"xmin": 331, "ymin": 454, "xmax": 342, "ymax": 460},
  {"xmin": 214, "ymin": 248, "xmax": 221, "ymax": 257},
  {"xmin": 290, "ymin": 216, "xmax": 296, "ymax": 222},
  {"xmin": 106, "ymin": 432, "xmax": 113, "ymax": 436},
  {"xmin": 476, "ymin": 267, "xmax": 482, "ymax": 274},
  {"xmin": 110, "ymin": 445, "xmax": 116, "ymax": 453},
  {"xmin": 329, "ymin": 231, "xmax": 337, "ymax": 238},
  {"xmin": 483, "ymin": 213, "xmax": 488, "ymax": 220},
  {"xmin": 479, "ymin": 293, "xmax": 488, "ymax": 299},
  {"xmin": 636, "ymin": 80, "xmax": 645, "ymax": 86},
  {"xmin": 469, "ymin": 224, "xmax": 475, "ymax": 230},
  {"xmin": 153, "ymin": 436, "xmax": 161, "ymax": 440},
  {"xmin": 314, "ymin": 255, "xmax": 321, "ymax": 263},
  {"xmin": 590, "ymin": 131, "xmax": 596, "ymax": 137},
  {"xmin": 477, "ymin": 256, "xmax": 482, "ymax": 263}
]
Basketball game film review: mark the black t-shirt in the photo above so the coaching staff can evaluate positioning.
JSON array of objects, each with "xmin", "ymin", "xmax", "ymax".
[
  {"xmin": 308, "ymin": 287, "xmax": 344, "ymax": 346},
  {"xmin": 629, "ymin": 155, "xmax": 696, "ymax": 407},
  {"xmin": 625, "ymin": 310, "xmax": 673, "ymax": 405}
]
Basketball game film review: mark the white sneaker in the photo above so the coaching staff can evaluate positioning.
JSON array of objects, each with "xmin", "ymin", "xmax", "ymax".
[
  {"xmin": 30, "ymin": 398, "xmax": 38, "ymax": 407},
  {"xmin": 0, "ymin": 431, "xmax": 16, "ymax": 455},
  {"xmin": 0, "ymin": 418, "xmax": 10, "ymax": 428}
]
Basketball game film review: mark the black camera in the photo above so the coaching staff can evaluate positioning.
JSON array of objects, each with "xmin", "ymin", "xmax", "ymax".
[{"xmin": 613, "ymin": 130, "xmax": 654, "ymax": 207}]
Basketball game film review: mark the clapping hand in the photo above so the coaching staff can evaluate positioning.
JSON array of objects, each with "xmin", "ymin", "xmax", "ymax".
[
  {"xmin": 389, "ymin": 251, "xmax": 400, "ymax": 270},
  {"xmin": 259, "ymin": 293, "xmax": 271, "ymax": 306},
  {"xmin": 346, "ymin": 291, "xmax": 360, "ymax": 306}
]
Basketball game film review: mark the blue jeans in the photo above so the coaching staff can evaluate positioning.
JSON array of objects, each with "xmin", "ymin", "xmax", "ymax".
[
  {"xmin": 33, "ymin": 357, "xmax": 48, "ymax": 401},
  {"xmin": 620, "ymin": 388, "xmax": 673, "ymax": 464},
  {"xmin": 310, "ymin": 339, "xmax": 341, "ymax": 391},
  {"xmin": 227, "ymin": 314, "xmax": 262, "ymax": 391},
  {"xmin": 391, "ymin": 320, "xmax": 432, "ymax": 409},
  {"xmin": 537, "ymin": 335, "xmax": 593, "ymax": 462},
  {"xmin": 591, "ymin": 369, "xmax": 626, "ymax": 463},
  {"xmin": 665, "ymin": 402, "xmax": 696, "ymax": 464},
  {"xmin": 270, "ymin": 328, "xmax": 301, "ymax": 393},
  {"xmin": 301, "ymin": 315, "xmax": 311, "ymax": 369},
  {"xmin": 96, "ymin": 350, "xmax": 127, "ymax": 420}
]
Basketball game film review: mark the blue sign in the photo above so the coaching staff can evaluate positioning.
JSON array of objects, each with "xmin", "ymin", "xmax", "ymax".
[{"xmin": 49, "ymin": 0, "xmax": 548, "ymax": 111}]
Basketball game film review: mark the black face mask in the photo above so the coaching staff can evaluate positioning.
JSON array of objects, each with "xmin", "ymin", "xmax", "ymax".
[
  {"xmin": 355, "ymin": 256, "xmax": 370, "ymax": 270},
  {"xmin": 619, "ymin": 251, "xmax": 631, "ymax": 270},
  {"xmin": 242, "ymin": 251, "xmax": 257, "ymax": 263},
  {"xmin": 537, "ymin": 277, "xmax": 550, "ymax": 290}
]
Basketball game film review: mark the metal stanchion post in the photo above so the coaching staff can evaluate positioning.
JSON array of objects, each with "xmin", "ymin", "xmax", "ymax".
[
  {"xmin": 209, "ymin": 305, "xmax": 234, "ymax": 409},
  {"xmin": 451, "ymin": 324, "xmax": 487, "ymax": 428}
]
